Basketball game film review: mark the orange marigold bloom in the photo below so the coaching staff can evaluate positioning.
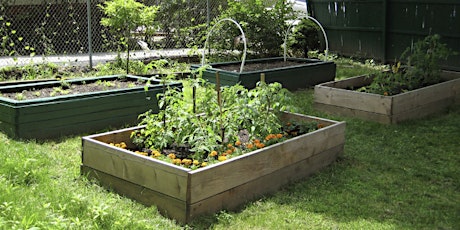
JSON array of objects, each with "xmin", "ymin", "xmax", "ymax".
[
  {"xmin": 256, "ymin": 143, "xmax": 265, "ymax": 149},
  {"xmin": 182, "ymin": 159, "xmax": 192, "ymax": 166},
  {"xmin": 253, "ymin": 139, "xmax": 260, "ymax": 144},
  {"xmin": 227, "ymin": 143, "xmax": 233, "ymax": 148},
  {"xmin": 317, "ymin": 123, "xmax": 325, "ymax": 129},
  {"xmin": 384, "ymin": 92, "xmax": 389, "ymax": 96},
  {"xmin": 246, "ymin": 143, "xmax": 254, "ymax": 149},
  {"xmin": 235, "ymin": 140, "xmax": 242, "ymax": 146},
  {"xmin": 276, "ymin": 133, "xmax": 283, "ymax": 138},
  {"xmin": 265, "ymin": 134, "xmax": 276, "ymax": 141},
  {"xmin": 226, "ymin": 149, "xmax": 233, "ymax": 155}
]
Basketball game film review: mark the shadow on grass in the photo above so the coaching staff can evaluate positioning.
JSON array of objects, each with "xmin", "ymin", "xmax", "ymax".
[{"xmin": 266, "ymin": 105, "xmax": 458, "ymax": 229}]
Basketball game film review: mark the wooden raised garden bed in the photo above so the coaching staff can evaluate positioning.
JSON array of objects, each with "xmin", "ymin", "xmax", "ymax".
[
  {"xmin": 190, "ymin": 57, "xmax": 336, "ymax": 90},
  {"xmin": 314, "ymin": 70, "xmax": 460, "ymax": 124},
  {"xmin": 81, "ymin": 112, "xmax": 346, "ymax": 223},
  {"xmin": 0, "ymin": 75, "xmax": 181, "ymax": 139}
]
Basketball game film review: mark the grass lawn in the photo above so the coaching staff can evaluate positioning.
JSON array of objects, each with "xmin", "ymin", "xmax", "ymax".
[{"xmin": 0, "ymin": 58, "xmax": 458, "ymax": 229}]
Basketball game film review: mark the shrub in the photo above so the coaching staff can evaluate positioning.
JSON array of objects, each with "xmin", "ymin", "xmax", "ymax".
[
  {"xmin": 209, "ymin": 0, "xmax": 297, "ymax": 57},
  {"xmin": 287, "ymin": 18, "xmax": 321, "ymax": 58}
]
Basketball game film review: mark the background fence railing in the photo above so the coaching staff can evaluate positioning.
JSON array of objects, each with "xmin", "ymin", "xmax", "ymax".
[
  {"xmin": 1, "ymin": 0, "xmax": 459, "ymax": 70},
  {"xmin": 309, "ymin": 0, "xmax": 460, "ymax": 71},
  {"xmin": 0, "ymin": 0, "xmax": 225, "ymax": 65}
]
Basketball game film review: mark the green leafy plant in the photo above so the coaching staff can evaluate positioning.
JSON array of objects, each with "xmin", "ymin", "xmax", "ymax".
[
  {"xmin": 287, "ymin": 18, "xmax": 321, "ymax": 58},
  {"xmin": 128, "ymin": 74, "xmax": 324, "ymax": 169},
  {"xmin": 154, "ymin": 0, "xmax": 227, "ymax": 49},
  {"xmin": 99, "ymin": 0, "xmax": 159, "ymax": 73},
  {"xmin": 366, "ymin": 34, "xmax": 453, "ymax": 96},
  {"xmin": 14, "ymin": 92, "xmax": 25, "ymax": 100},
  {"xmin": 210, "ymin": 0, "xmax": 296, "ymax": 58}
]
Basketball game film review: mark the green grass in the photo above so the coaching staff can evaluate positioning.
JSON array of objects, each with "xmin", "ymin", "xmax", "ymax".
[{"xmin": 0, "ymin": 59, "xmax": 458, "ymax": 229}]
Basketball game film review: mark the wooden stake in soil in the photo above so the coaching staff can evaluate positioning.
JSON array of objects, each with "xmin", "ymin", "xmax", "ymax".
[
  {"xmin": 215, "ymin": 72, "xmax": 225, "ymax": 142},
  {"xmin": 260, "ymin": 73, "xmax": 270, "ymax": 110},
  {"xmin": 260, "ymin": 73, "xmax": 266, "ymax": 83}
]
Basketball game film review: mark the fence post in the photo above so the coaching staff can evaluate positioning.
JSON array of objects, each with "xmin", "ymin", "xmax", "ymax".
[{"xmin": 86, "ymin": 0, "xmax": 93, "ymax": 68}]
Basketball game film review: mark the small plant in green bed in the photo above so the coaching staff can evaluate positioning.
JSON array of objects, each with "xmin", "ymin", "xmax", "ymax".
[
  {"xmin": 14, "ymin": 92, "xmax": 26, "ymax": 100},
  {"xmin": 364, "ymin": 34, "xmax": 453, "ymax": 96}
]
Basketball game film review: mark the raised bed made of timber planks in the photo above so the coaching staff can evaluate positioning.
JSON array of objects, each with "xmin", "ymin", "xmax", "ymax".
[
  {"xmin": 0, "ymin": 75, "xmax": 182, "ymax": 140},
  {"xmin": 80, "ymin": 112, "xmax": 346, "ymax": 223},
  {"xmin": 313, "ymin": 70, "xmax": 460, "ymax": 124},
  {"xmin": 190, "ymin": 57, "xmax": 336, "ymax": 91}
]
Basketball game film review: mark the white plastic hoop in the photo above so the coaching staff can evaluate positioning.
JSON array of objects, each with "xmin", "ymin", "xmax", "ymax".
[
  {"xmin": 283, "ymin": 16, "xmax": 329, "ymax": 61},
  {"xmin": 202, "ymin": 18, "xmax": 247, "ymax": 73}
]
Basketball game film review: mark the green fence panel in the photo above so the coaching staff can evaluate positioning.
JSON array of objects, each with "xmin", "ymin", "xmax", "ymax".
[{"xmin": 309, "ymin": 0, "xmax": 460, "ymax": 71}]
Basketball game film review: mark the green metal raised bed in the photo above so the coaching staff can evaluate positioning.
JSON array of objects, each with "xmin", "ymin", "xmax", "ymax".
[
  {"xmin": 0, "ymin": 75, "xmax": 181, "ymax": 140},
  {"xmin": 190, "ymin": 57, "xmax": 336, "ymax": 90}
]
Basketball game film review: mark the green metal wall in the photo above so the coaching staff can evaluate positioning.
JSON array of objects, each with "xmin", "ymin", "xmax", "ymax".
[{"xmin": 309, "ymin": 0, "xmax": 460, "ymax": 71}]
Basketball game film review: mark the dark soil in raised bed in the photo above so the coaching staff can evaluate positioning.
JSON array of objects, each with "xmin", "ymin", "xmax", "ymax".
[
  {"xmin": 0, "ymin": 78, "xmax": 147, "ymax": 100},
  {"xmin": 214, "ymin": 60, "xmax": 307, "ymax": 72}
]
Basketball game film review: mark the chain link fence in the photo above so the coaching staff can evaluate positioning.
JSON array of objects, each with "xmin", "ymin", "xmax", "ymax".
[{"xmin": 0, "ymin": 0, "xmax": 226, "ymax": 66}]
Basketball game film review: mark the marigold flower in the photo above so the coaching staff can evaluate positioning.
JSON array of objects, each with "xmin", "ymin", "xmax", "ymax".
[
  {"xmin": 152, "ymin": 150, "xmax": 161, "ymax": 157},
  {"xmin": 182, "ymin": 159, "xmax": 192, "ymax": 166},
  {"xmin": 135, "ymin": 151, "xmax": 148, "ymax": 156},
  {"xmin": 168, "ymin": 153, "xmax": 176, "ymax": 159},
  {"xmin": 246, "ymin": 143, "xmax": 254, "ymax": 149},
  {"xmin": 384, "ymin": 92, "xmax": 389, "ymax": 96},
  {"xmin": 173, "ymin": 159, "xmax": 181, "ymax": 165},
  {"xmin": 119, "ymin": 142, "xmax": 127, "ymax": 149},
  {"xmin": 209, "ymin": 151, "xmax": 218, "ymax": 157},
  {"xmin": 256, "ymin": 143, "xmax": 265, "ymax": 149},
  {"xmin": 265, "ymin": 134, "xmax": 276, "ymax": 141},
  {"xmin": 218, "ymin": 156, "xmax": 227, "ymax": 161},
  {"xmin": 276, "ymin": 133, "xmax": 283, "ymax": 139},
  {"xmin": 193, "ymin": 160, "xmax": 200, "ymax": 166},
  {"xmin": 235, "ymin": 140, "xmax": 242, "ymax": 146},
  {"xmin": 226, "ymin": 149, "xmax": 233, "ymax": 155},
  {"xmin": 227, "ymin": 143, "xmax": 233, "ymax": 148},
  {"xmin": 201, "ymin": 162, "xmax": 208, "ymax": 167}
]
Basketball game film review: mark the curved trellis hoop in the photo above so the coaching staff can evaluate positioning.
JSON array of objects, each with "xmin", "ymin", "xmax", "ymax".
[
  {"xmin": 201, "ymin": 18, "xmax": 247, "ymax": 73},
  {"xmin": 284, "ymin": 16, "xmax": 329, "ymax": 61}
]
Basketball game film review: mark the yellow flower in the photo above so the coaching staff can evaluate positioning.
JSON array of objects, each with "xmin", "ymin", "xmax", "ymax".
[
  {"xmin": 218, "ymin": 156, "xmax": 227, "ymax": 161},
  {"xmin": 193, "ymin": 160, "xmax": 200, "ymax": 166},
  {"xmin": 168, "ymin": 153, "xmax": 176, "ymax": 159},
  {"xmin": 182, "ymin": 159, "xmax": 192, "ymax": 166},
  {"xmin": 151, "ymin": 150, "xmax": 161, "ymax": 157},
  {"xmin": 209, "ymin": 151, "xmax": 218, "ymax": 157}
]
